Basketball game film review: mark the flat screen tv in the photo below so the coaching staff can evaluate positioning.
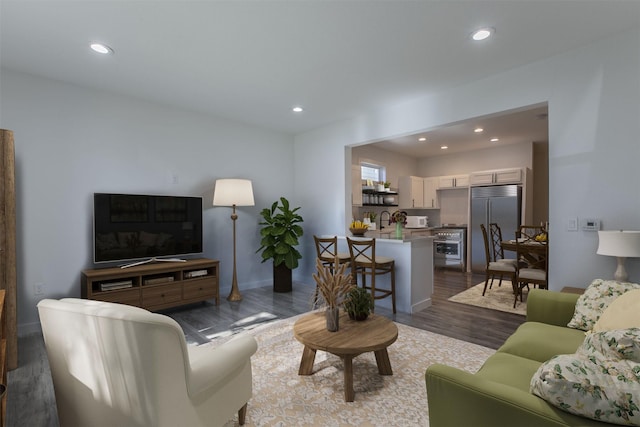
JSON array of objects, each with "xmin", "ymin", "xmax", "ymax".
[{"xmin": 93, "ymin": 193, "xmax": 203, "ymax": 264}]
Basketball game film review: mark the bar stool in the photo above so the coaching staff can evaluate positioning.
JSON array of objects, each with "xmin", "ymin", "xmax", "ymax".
[
  {"xmin": 314, "ymin": 235, "xmax": 351, "ymax": 271},
  {"xmin": 346, "ymin": 237, "xmax": 396, "ymax": 313},
  {"xmin": 313, "ymin": 235, "xmax": 351, "ymax": 305}
]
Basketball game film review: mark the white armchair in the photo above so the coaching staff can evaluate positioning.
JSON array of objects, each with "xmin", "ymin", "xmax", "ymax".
[{"xmin": 37, "ymin": 298, "xmax": 258, "ymax": 427}]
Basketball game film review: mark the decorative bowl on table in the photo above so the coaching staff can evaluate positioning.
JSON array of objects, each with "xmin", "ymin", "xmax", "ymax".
[{"xmin": 349, "ymin": 227, "xmax": 367, "ymax": 237}]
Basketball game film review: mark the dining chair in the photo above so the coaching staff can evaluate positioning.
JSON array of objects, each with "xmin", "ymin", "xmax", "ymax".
[
  {"xmin": 480, "ymin": 224, "xmax": 517, "ymax": 296},
  {"xmin": 346, "ymin": 237, "xmax": 396, "ymax": 313},
  {"xmin": 313, "ymin": 235, "xmax": 351, "ymax": 305},
  {"xmin": 513, "ymin": 232, "xmax": 549, "ymax": 308},
  {"xmin": 488, "ymin": 223, "xmax": 518, "ymax": 268}
]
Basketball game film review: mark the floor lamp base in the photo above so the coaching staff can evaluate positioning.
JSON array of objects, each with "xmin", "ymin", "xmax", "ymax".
[
  {"xmin": 227, "ymin": 285, "xmax": 243, "ymax": 302},
  {"xmin": 227, "ymin": 207, "xmax": 243, "ymax": 302}
]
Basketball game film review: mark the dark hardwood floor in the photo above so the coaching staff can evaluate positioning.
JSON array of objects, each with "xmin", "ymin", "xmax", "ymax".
[{"xmin": 7, "ymin": 269, "xmax": 524, "ymax": 427}]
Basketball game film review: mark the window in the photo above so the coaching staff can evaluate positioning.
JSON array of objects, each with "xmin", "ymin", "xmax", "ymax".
[{"xmin": 361, "ymin": 162, "xmax": 386, "ymax": 183}]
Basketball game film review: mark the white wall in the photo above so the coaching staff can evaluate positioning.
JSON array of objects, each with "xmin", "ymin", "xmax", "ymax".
[
  {"xmin": 294, "ymin": 27, "xmax": 640, "ymax": 288},
  {"xmin": 417, "ymin": 142, "xmax": 533, "ymax": 177},
  {"xmin": 1, "ymin": 70, "xmax": 295, "ymax": 335},
  {"xmin": 351, "ymin": 144, "xmax": 419, "ymax": 188}
]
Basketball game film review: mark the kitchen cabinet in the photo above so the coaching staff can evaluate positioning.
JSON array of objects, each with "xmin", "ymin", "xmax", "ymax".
[
  {"xmin": 423, "ymin": 177, "xmax": 439, "ymax": 208},
  {"xmin": 351, "ymin": 165, "xmax": 363, "ymax": 206},
  {"xmin": 406, "ymin": 229, "xmax": 433, "ymax": 238},
  {"xmin": 398, "ymin": 176, "xmax": 424, "ymax": 208},
  {"xmin": 470, "ymin": 168, "xmax": 522, "ymax": 186},
  {"xmin": 437, "ymin": 174, "xmax": 469, "ymax": 189}
]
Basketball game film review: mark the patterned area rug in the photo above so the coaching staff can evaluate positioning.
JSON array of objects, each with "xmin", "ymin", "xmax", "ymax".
[
  {"xmin": 448, "ymin": 281, "xmax": 526, "ymax": 316},
  {"xmin": 215, "ymin": 313, "xmax": 494, "ymax": 426}
]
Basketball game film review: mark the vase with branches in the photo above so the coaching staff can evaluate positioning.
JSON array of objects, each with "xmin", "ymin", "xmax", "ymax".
[{"xmin": 312, "ymin": 258, "xmax": 353, "ymax": 331}]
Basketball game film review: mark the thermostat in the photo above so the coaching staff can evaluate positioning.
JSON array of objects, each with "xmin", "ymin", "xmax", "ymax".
[{"xmin": 581, "ymin": 218, "xmax": 601, "ymax": 231}]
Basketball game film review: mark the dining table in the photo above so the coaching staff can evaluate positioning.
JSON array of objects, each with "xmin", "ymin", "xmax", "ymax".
[{"xmin": 501, "ymin": 239, "xmax": 548, "ymax": 265}]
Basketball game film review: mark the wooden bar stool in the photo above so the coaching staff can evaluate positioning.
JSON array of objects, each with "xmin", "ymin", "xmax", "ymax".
[
  {"xmin": 313, "ymin": 235, "xmax": 351, "ymax": 271},
  {"xmin": 313, "ymin": 235, "xmax": 351, "ymax": 305},
  {"xmin": 346, "ymin": 237, "xmax": 396, "ymax": 313}
]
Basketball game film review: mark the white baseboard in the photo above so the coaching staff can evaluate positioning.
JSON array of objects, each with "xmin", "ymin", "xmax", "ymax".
[{"xmin": 412, "ymin": 298, "xmax": 432, "ymax": 314}]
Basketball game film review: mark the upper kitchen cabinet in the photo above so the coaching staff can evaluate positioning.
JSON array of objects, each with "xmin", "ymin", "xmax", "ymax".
[
  {"xmin": 351, "ymin": 164, "xmax": 363, "ymax": 206},
  {"xmin": 437, "ymin": 174, "xmax": 469, "ymax": 189},
  {"xmin": 470, "ymin": 168, "xmax": 523, "ymax": 186},
  {"xmin": 398, "ymin": 176, "xmax": 424, "ymax": 209},
  {"xmin": 423, "ymin": 177, "xmax": 439, "ymax": 209}
]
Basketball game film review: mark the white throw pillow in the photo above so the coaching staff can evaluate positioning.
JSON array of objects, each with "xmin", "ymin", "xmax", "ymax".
[
  {"xmin": 531, "ymin": 328, "xmax": 640, "ymax": 425},
  {"xmin": 567, "ymin": 279, "xmax": 640, "ymax": 331},
  {"xmin": 593, "ymin": 289, "xmax": 640, "ymax": 333}
]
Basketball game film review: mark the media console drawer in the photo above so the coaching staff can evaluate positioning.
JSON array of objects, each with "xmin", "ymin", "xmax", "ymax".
[
  {"xmin": 94, "ymin": 288, "xmax": 141, "ymax": 307},
  {"xmin": 82, "ymin": 258, "xmax": 220, "ymax": 310},
  {"xmin": 142, "ymin": 283, "xmax": 182, "ymax": 307},
  {"xmin": 183, "ymin": 279, "xmax": 217, "ymax": 301}
]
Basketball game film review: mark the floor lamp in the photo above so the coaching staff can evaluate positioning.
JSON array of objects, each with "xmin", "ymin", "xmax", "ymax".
[
  {"xmin": 213, "ymin": 179, "xmax": 255, "ymax": 301},
  {"xmin": 597, "ymin": 230, "xmax": 640, "ymax": 282}
]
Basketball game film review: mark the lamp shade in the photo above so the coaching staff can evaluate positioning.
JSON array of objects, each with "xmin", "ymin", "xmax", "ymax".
[
  {"xmin": 213, "ymin": 179, "xmax": 255, "ymax": 207},
  {"xmin": 597, "ymin": 230, "xmax": 640, "ymax": 258}
]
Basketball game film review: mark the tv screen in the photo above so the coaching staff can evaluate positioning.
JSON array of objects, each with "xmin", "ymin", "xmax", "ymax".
[{"xmin": 93, "ymin": 193, "xmax": 203, "ymax": 264}]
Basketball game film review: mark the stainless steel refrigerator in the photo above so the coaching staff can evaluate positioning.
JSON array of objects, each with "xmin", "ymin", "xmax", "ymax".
[{"xmin": 470, "ymin": 185, "xmax": 522, "ymax": 272}]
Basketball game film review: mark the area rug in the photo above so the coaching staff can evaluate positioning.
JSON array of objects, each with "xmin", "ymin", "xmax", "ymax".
[
  {"xmin": 447, "ymin": 281, "xmax": 526, "ymax": 316},
  {"xmin": 213, "ymin": 313, "xmax": 494, "ymax": 426}
]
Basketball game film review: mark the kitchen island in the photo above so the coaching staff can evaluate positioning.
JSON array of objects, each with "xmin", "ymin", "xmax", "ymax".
[{"xmin": 336, "ymin": 234, "xmax": 434, "ymax": 314}]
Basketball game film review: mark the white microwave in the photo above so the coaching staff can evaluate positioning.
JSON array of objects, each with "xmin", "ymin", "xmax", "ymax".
[{"xmin": 405, "ymin": 216, "xmax": 428, "ymax": 228}]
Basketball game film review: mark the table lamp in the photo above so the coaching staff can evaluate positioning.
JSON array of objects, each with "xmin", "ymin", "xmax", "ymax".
[
  {"xmin": 597, "ymin": 230, "xmax": 640, "ymax": 282},
  {"xmin": 213, "ymin": 179, "xmax": 255, "ymax": 301}
]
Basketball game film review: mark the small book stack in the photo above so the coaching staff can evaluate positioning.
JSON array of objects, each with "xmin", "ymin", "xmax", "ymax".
[
  {"xmin": 185, "ymin": 269, "xmax": 208, "ymax": 279},
  {"xmin": 100, "ymin": 280, "xmax": 133, "ymax": 292}
]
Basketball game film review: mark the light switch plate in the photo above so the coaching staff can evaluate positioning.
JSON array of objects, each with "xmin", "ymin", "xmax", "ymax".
[{"xmin": 567, "ymin": 217, "xmax": 578, "ymax": 231}]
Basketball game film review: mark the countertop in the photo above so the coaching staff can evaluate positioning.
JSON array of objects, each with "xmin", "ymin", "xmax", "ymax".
[{"xmin": 348, "ymin": 230, "xmax": 435, "ymax": 243}]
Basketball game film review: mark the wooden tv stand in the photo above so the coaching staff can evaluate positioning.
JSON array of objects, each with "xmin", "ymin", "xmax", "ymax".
[{"xmin": 81, "ymin": 258, "xmax": 219, "ymax": 311}]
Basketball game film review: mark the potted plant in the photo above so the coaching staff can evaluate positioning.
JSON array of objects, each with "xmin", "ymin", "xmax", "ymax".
[
  {"xmin": 343, "ymin": 286, "xmax": 373, "ymax": 321},
  {"xmin": 313, "ymin": 258, "xmax": 353, "ymax": 331},
  {"xmin": 257, "ymin": 197, "xmax": 304, "ymax": 293}
]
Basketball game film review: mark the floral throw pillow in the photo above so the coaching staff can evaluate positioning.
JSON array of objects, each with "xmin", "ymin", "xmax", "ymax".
[
  {"xmin": 567, "ymin": 279, "xmax": 640, "ymax": 331},
  {"xmin": 530, "ymin": 328, "xmax": 640, "ymax": 425}
]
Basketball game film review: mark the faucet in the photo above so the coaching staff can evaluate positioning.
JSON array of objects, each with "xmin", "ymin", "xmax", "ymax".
[{"xmin": 379, "ymin": 211, "xmax": 391, "ymax": 229}]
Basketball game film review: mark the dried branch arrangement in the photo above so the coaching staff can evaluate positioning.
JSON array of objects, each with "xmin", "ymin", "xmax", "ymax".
[{"xmin": 312, "ymin": 257, "xmax": 354, "ymax": 308}]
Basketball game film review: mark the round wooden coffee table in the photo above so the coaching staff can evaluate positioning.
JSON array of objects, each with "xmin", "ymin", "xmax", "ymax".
[{"xmin": 293, "ymin": 311, "xmax": 398, "ymax": 402}]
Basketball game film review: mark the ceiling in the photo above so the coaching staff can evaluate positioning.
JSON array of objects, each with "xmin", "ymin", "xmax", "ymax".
[
  {"xmin": 1, "ymin": 1, "xmax": 639, "ymax": 140},
  {"xmin": 369, "ymin": 104, "xmax": 548, "ymax": 158}
]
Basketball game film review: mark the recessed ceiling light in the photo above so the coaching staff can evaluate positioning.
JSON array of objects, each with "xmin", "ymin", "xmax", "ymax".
[
  {"xmin": 474, "ymin": 127, "xmax": 484, "ymax": 133},
  {"xmin": 90, "ymin": 43, "xmax": 113, "ymax": 55},
  {"xmin": 440, "ymin": 146, "xmax": 448, "ymax": 150},
  {"xmin": 418, "ymin": 137, "xmax": 427, "ymax": 142},
  {"xmin": 490, "ymin": 138, "xmax": 499, "ymax": 142},
  {"xmin": 292, "ymin": 106, "xmax": 304, "ymax": 113},
  {"xmin": 471, "ymin": 27, "xmax": 494, "ymax": 41}
]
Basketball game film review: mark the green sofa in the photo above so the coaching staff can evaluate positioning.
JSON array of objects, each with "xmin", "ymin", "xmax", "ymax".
[{"xmin": 425, "ymin": 289, "xmax": 614, "ymax": 427}]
